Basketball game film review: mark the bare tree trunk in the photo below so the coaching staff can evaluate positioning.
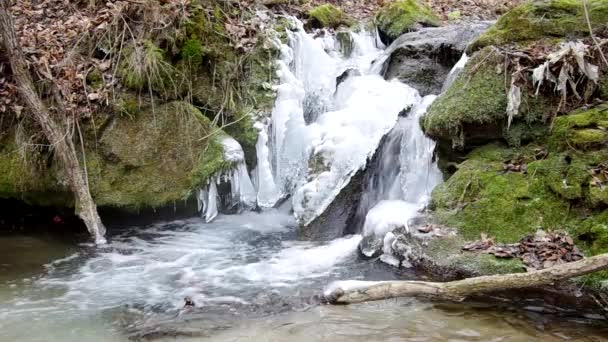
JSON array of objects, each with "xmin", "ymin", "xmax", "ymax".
[
  {"xmin": 0, "ymin": 1, "xmax": 106, "ymax": 243},
  {"xmin": 325, "ymin": 253, "xmax": 608, "ymax": 304}
]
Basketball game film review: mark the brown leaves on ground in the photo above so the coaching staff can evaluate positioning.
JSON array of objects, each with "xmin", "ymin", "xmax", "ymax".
[
  {"xmin": 590, "ymin": 163, "xmax": 608, "ymax": 188},
  {"xmin": 463, "ymin": 230, "xmax": 584, "ymax": 271},
  {"xmin": 423, "ymin": 0, "xmax": 524, "ymax": 21}
]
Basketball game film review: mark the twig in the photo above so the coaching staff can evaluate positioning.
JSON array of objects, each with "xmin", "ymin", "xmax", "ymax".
[{"xmin": 583, "ymin": 0, "xmax": 608, "ymax": 67}]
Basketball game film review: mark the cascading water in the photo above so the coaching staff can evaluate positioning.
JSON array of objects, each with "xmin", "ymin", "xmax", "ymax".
[
  {"xmin": 255, "ymin": 20, "xmax": 424, "ymax": 226},
  {"xmin": 357, "ymin": 96, "xmax": 443, "ymax": 259}
]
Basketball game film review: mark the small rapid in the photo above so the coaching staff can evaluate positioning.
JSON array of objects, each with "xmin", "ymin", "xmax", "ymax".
[{"xmin": 0, "ymin": 209, "xmax": 392, "ymax": 340}]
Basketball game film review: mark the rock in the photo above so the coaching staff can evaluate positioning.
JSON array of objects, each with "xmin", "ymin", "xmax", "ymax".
[
  {"xmin": 381, "ymin": 22, "xmax": 491, "ymax": 96},
  {"xmin": 335, "ymin": 68, "xmax": 361, "ymax": 90},
  {"xmin": 307, "ymin": 4, "xmax": 353, "ymax": 29},
  {"xmin": 421, "ymin": 47, "xmax": 551, "ymax": 150},
  {"xmin": 0, "ymin": 101, "xmax": 230, "ymax": 211},
  {"xmin": 374, "ymin": 0, "xmax": 441, "ymax": 46},
  {"xmin": 335, "ymin": 29, "xmax": 354, "ymax": 58}
]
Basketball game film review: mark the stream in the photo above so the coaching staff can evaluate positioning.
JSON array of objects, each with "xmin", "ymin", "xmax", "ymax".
[
  {"xmin": 1, "ymin": 213, "xmax": 607, "ymax": 341},
  {"xmin": 1, "ymin": 18, "xmax": 608, "ymax": 341}
]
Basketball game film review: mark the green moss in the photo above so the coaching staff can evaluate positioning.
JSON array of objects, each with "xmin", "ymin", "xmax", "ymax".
[
  {"xmin": 601, "ymin": 76, "xmax": 608, "ymax": 100},
  {"xmin": 118, "ymin": 40, "xmax": 182, "ymax": 98},
  {"xmin": 447, "ymin": 10, "xmax": 461, "ymax": 21},
  {"xmin": 550, "ymin": 105, "xmax": 608, "ymax": 150},
  {"xmin": 86, "ymin": 69, "xmax": 104, "ymax": 89},
  {"xmin": 88, "ymin": 101, "xmax": 229, "ymax": 209},
  {"xmin": 589, "ymin": 186, "xmax": 608, "ymax": 206},
  {"xmin": 0, "ymin": 134, "xmax": 72, "ymax": 207},
  {"xmin": 431, "ymin": 131, "xmax": 608, "ymax": 282},
  {"xmin": 180, "ymin": 38, "xmax": 207, "ymax": 66},
  {"xmin": 423, "ymin": 48, "xmax": 551, "ymax": 149},
  {"xmin": 113, "ymin": 94, "xmax": 143, "ymax": 119},
  {"xmin": 471, "ymin": 0, "xmax": 608, "ymax": 51},
  {"xmin": 433, "ymin": 152, "xmax": 570, "ymax": 243},
  {"xmin": 424, "ymin": 236, "xmax": 525, "ymax": 276},
  {"xmin": 375, "ymin": 0, "xmax": 440, "ymax": 43},
  {"xmin": 308, "ymin": 4, "xmax": 353, "ymax": 29}
]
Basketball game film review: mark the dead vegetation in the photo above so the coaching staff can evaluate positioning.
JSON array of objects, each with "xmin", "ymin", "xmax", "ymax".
[
  {"xmin": 464, "ymin": 230, "xmax": 585, "ymax": 271},
  {"xmin": 503, "ymin": 38, "xmax": 608, "ymax": 127}
]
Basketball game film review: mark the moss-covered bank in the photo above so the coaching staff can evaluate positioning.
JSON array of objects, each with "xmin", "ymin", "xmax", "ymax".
[
  {"xmin": 470, "ymin": 0, "xmax": 608, "ymax": 52},
  {"xmin": 0, "ymin": 0, "xmax": 283, "ymax": 212},
  {"xmin": 430, "ymin": 106, "xmax": 608, "ymax": 286},
  {"xmin": 423, "ymin": 0, "xmax": 608, "ymax": 286}
]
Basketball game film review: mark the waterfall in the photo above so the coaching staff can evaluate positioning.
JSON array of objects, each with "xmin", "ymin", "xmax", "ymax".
[
  {"xmin": 254, "ymin": 19, "xmax": 423, "ymax": 226},
  {"xmin": 202, "ymin": 18, "xmax": 447, "ymax": 245},
  {"xmin": 358, "ymin": 96, "xmax": 443, "ymax": 258}
]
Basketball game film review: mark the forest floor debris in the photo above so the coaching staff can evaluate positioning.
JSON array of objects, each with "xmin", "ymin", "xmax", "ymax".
[{"xmin": 464, "ymin": 230, "xmax": 585, "ymax": 271}]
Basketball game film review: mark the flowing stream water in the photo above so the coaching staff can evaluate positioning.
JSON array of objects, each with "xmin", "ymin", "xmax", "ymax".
[{"xmin": 1, "ymin": 20, "xmax": 608, "ymax": 341}]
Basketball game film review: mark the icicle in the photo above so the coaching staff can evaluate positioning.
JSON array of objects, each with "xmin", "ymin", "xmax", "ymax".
[{"xmin": 199, "ymin": 181, "xmax": 218, "ymax": 223}]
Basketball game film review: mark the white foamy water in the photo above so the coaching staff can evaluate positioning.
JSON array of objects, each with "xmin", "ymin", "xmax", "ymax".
[{"xmin": 0, "ymin": 209, "xmax": 369, "ymax": 340}]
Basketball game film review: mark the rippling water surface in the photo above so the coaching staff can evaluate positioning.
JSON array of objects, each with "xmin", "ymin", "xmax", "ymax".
[{"xmin": 0, "ymin": 210, "xmax": 606, "ymax": 341}]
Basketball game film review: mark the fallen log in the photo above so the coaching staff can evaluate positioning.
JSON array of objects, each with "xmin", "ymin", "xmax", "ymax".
[{"xmin": 325, "ymin": 253, "xmax": 608, "ymax": 304}]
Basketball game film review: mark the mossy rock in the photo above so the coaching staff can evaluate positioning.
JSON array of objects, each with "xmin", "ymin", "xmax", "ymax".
[
  {"xmin": 308, "ymin": 4, "xmax": 353, "ymax": 29},
  {"xmin": 431, "ymin": 144, "xmax": 572, "ymax": 243},
  {"xmin": 423, "ymin": 235, "xmax": 526, "ymax": 276},
  {"xmin": 88, "ymin": 101, "xmax": 231, "ymax": 209},
  {"xmin": 375, "ymin": 0, "xmax": 440, "ymax": 44},
  {"xmin": 550, "ymin": 104, "xmax": 608, "ymax": 151},
  {"xmin": 422, "ymin": 47, "xmax": 551, "ymax": 149},
  {"xmin": 431, "ymin": 137, "xmax": 608, "ymax": 284},
  {"xmin": 0, "ymin": 134, "xmax": 72, "ymax": 207},
  {"xmin": 470, "ymin": 0, "xmax": 608, "ymax": 51}
]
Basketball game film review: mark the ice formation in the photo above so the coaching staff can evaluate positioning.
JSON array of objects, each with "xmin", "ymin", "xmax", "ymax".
[{"xmin": 198, "ymin": 136, "xmax": 257, "ymax": 222}]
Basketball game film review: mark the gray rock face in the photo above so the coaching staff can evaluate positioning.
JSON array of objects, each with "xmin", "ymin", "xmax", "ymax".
[{"xmin": 381, "ymin": 22, "xmax": 492, "ymax": 96}]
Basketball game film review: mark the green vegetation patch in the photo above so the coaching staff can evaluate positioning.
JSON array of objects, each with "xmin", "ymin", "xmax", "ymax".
[
  {"xmin": 308, "ymin": 4, "xmax": 353, "ymax": 29},
  {"xmin": 0, "ymin": 134, "xmax": 72, "ymax": 207},
  {"xmin": 88, "ymin": 101, "xmax": 230, "ymax": 209},
  {"xmin": 431, "ymin": 127, "xmax": 608, "ymax": 284},
  {"xmin": 375, "ymin": 0, "xmax": 440, "ymax": 43},
  {"xmin": 470, "ymin": 0, "xmax": 608, "ymax": 51},
  {"xmin": 422, "ymin": 48, "xmax": 551, "ymax": 149}
]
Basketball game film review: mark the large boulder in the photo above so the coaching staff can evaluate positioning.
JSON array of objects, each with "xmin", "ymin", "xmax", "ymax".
[
  {"xmin": 422, "ymin": 0, "xmax": 608, "ymax": 287},
  {"xmin": 429, "ymin": 102, "xmax": 608, "ymax": 287},
  {"xmin": 0, "ymin": 101, "xmax": 230, "ymax": 210},
  {"xmin": 382, "ymin": 22, "xmax": 492, "ymax": 96},
  {"xmin": 421, "ymin": 47, "xmax": 552, "ymax": 150},
  {"xmin": 375, "ymin": 0, "xmax": 441, "ymax": 45}
]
